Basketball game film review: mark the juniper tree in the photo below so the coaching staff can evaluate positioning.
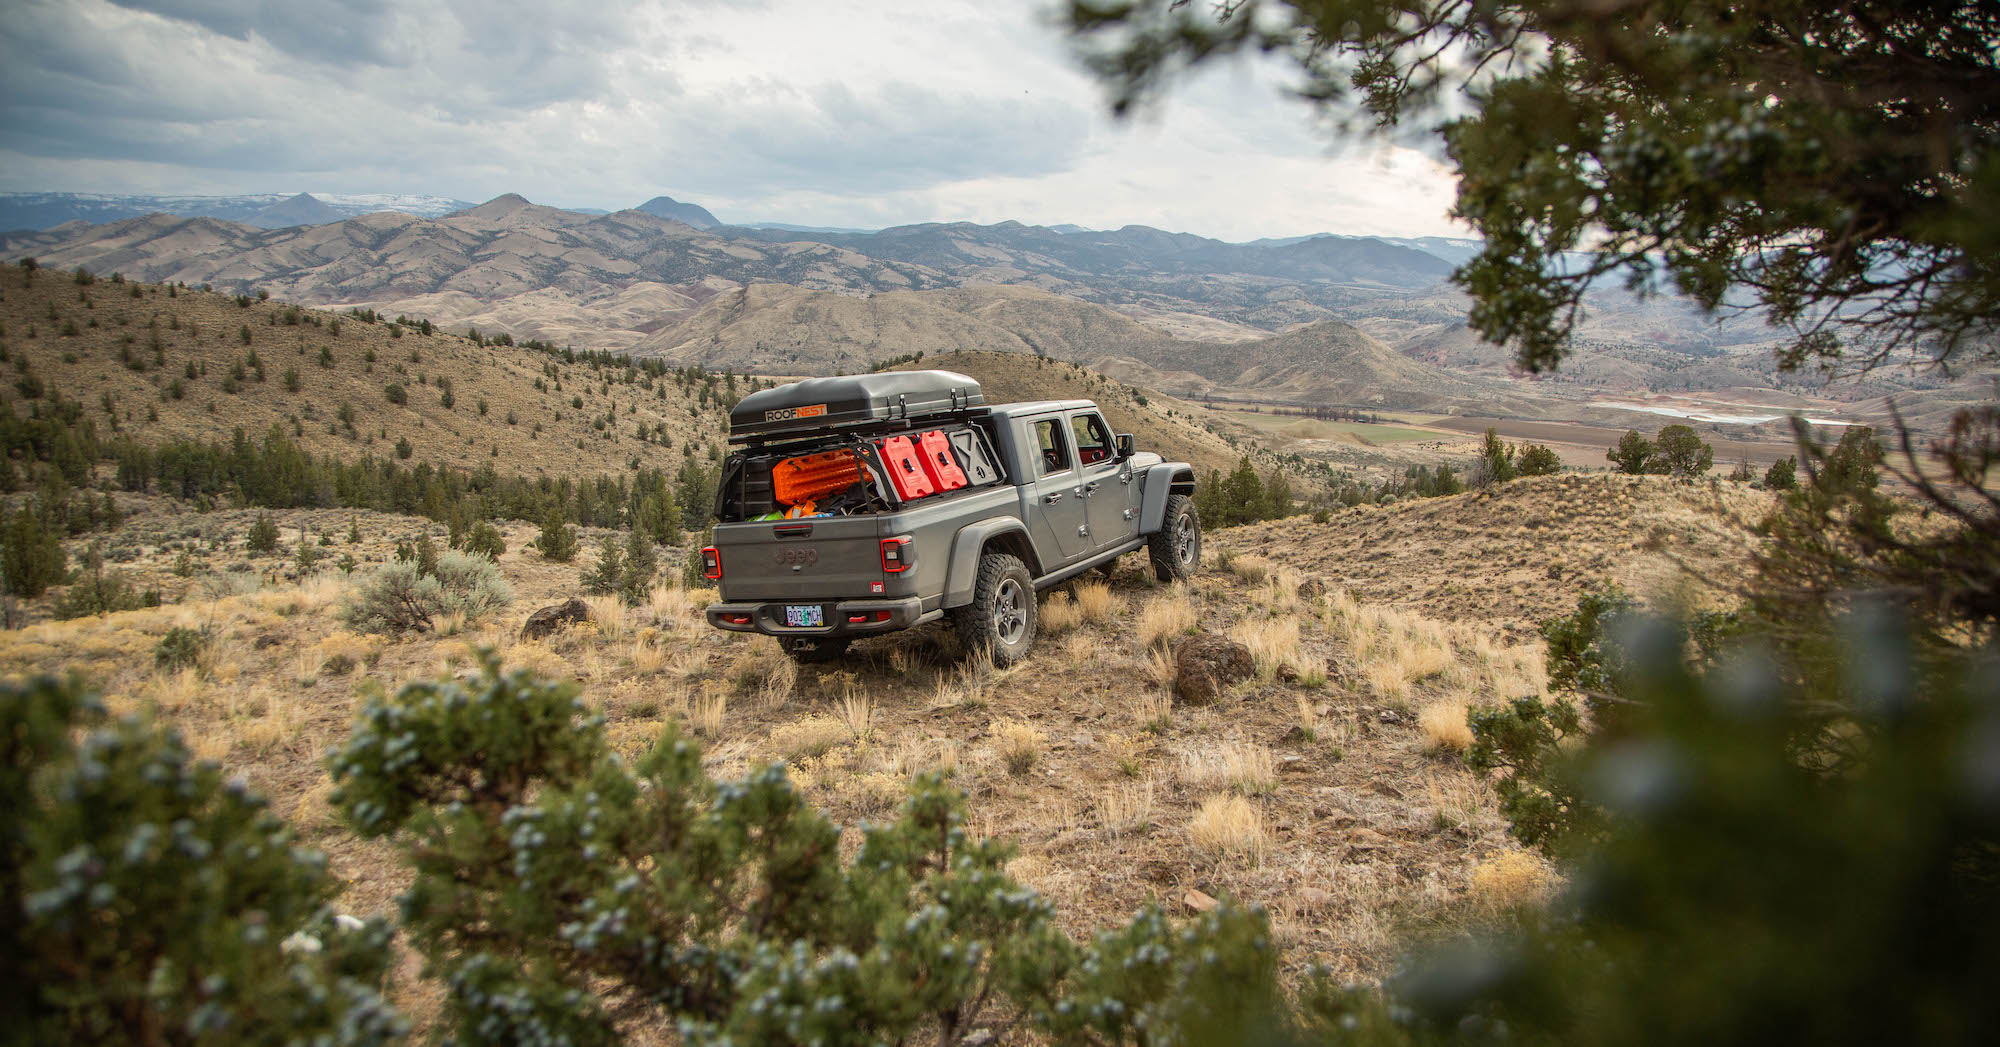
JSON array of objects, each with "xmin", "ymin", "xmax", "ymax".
[
  {"xmin": 6, "ymin": 676, "xmax": 405, "ymax": 1044},
  {"xmin": 1066, "ymin": 0, "xmax": 2000, "ymax": 376},
  {"xmin": 246, "ymin": 513, "xmax": 280, "ymax": 554},
  {"xmin": 1608, "ymin": 430, "xmax": 1655, "ymax": 475},
  {"xmin": 580, "ymin": 534, "xmax": 623, "ymax": 595},
  {"xmin": 536, "ymin": 505, "xmax": 578, "ymax": 562},
  {"xmin": 1, "ymin": 504, "xmax": 65, "ymax": 598},
  {"xmin": 328, "ymin": 657, "xmax": 1290, "ymax": 1047},
  {"xmin": 1763, "ymin": 455, "xmax": 1798, "ymax": 491},
  {"xmin": 1653, "ymin": 424, "xmax": 1715, "ymax": 480}
]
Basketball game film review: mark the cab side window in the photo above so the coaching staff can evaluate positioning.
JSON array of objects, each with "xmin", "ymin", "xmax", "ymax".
[
  {"xmin": 1072, "ymin": 413, "xmax": 1113, "ymax": 466},
  {"xmin": 1034, "ymin": 418, "xmax": 1072, "ymax": 476}
]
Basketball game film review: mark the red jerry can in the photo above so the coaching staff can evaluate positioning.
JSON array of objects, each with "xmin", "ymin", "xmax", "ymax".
[
  {"xmin": 917, "ymin": 429, "xmax": 968, "ymax": 491},
  {"xmin": 877, "ymin": 435, "xmax": 937, "ymax": 501}
]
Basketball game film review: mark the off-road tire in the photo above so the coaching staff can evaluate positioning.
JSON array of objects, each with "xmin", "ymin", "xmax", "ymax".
[
  {"xmin": 954, "ymin": 552, "xmax": 1037, "ymax": 666},
  {"xmin": 782, "ymin": 637, "xmax": 851, "ymax": 664},
  {"xmin": 1149, "ymin": 493, "xmax": 1201, "ymax": 582}
]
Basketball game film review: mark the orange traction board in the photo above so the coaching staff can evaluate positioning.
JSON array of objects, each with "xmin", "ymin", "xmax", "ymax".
[
  {"xmin": 917, "ymin": 429, "xmax": 968, "ymax": 491},
  {"xmin": 877, "ymin": 435, "xmax": 937, "ymax": 501},
  {"xmin": 772, "ymin": 449, "xmax": 863, "ymax": 506}
]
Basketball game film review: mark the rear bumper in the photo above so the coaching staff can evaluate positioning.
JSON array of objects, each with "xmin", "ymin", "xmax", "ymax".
[{"xmin": 706, "ymin": 596, "xmax": 927, "ymax": 637}]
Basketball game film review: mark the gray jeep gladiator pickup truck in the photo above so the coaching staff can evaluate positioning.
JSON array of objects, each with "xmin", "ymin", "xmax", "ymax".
[{"xmin": 702, "ymin": 369, "xmax": 1201, "ymax": 664}]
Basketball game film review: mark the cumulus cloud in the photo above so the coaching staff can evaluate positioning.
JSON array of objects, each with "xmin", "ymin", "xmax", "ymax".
[{"xmin": 0, "ymin": 0, "xmax": 1464, "ymax": 239}]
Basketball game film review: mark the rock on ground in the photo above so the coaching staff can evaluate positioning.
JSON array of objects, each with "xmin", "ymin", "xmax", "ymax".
[
  {"xmin": 520, "ymin": 597, "xmax": 591, "ymax": 640},
  {"xmin": 1170, "ymin": 632, "xmax": 1254, "ymax": 705}
]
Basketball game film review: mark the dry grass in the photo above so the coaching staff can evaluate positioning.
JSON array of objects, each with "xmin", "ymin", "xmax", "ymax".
[
  {"xmin": 1418, "ymin": 694, "xmax": 1476, "ymax": 752},
  {"xmin": 1229, "ymin": 555, "xmax": 1271, "ymax": 584},
  {"xmin": 768, "ymin": 716, "xmax": 850, "ymax": 762},
  {"xmin": 993, "ymin": 719, "xmax": 1045, "ymax": 776},
  {"xmin": 1188, "ymin": 794, "xmax": 1265, "ymax": 862},
  {"xmin": 630, "ymin": 632, "xmax": 668, "ymax": 674},
  {"xmin": 318, "ymin": 630, "xmax": 374, "ymax": 675},
  {"xmin": 1097, "ymin": 779, "xmax": 1155, "ymax": 837},
  {"xmin": 1363, "ymin": 659, "xmax": 1412, "ymax": 701},
  {"xmin": 1229, "ymin": 616, "xmax": 1303, "ymax": 680},
  {"xmin": 838, "ymin": 682, "xmax": 874, "ymax": 742},
  {"xmin": 690, "ymin": 686, "xmax": 727, "ymax": 737},
  {"xmin": 583, "ymin": 595, "xmax": 628, "ymax": 641},
  {"xmin": 1072, "ymin": 580, "xmax": 1118, "ymax": 624},
  {"xmin": 293, "ymin": 648, "xmax": 321, "ymax": 687},
  {"xmin": 1136, "ymin": 588, "xmax": 1197, "ymax": 650},
  {"xmin": 1058, "ymin": 632, "xmax": 1101, "ymax": 672},
  {"xmin": 1468, "ymin": 850, "xmax": 1560, "ymax": 912},
  {"xmin": 1294, "ymin": 696, "xmax": 1323, "ymax": 740},
  {"xmin": 1179, "ymin": 740, "xmax": 1277, "ymax": 795},
  {"xmin": 1040, "ymin": 591, "xmax": 1083, "ymax": 636}
]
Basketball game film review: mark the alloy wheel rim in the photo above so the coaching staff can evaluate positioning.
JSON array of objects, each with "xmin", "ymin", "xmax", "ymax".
[{"xmin": 995, "ymin": 578, "xmax": 1026, "ymax": 645}]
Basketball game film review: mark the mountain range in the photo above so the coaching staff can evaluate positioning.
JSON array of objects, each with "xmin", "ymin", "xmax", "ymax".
[
  {"xmin": 3, "ymin": 190, "xmax": 1972, "ymax": 424},
  {"xmin": 0, "ymin": 191, "xmax": 480, "ymax": 230}
]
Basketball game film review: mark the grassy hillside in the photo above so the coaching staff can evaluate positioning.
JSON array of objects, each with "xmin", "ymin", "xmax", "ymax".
[
  {"xmin": 1227, "ymin": 472, "xmax": 1776, "ymax": 640},
  {"xmin": 0, "ymin": 270, "xmax": 734, "ymax": 476}
]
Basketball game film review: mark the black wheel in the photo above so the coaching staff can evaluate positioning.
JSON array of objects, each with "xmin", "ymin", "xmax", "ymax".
[
  {"xmin": 1148, "ymin": 493, "xmax": 1201, "ymax": 582},
  {"xmin": 782, "ymin": 637, "xmax": 851, "ymax": 664},
  {"xmin": 954, "ymin": 552, "xmax": 1037, "ymax": 665}
]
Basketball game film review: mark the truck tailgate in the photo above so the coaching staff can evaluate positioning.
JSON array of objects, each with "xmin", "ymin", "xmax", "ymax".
[{"xmin": 713, "ymin": 517, "xmax": 887, "ymax": 601}]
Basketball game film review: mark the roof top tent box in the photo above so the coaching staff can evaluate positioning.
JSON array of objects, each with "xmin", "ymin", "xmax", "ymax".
[{"xmin": 728, "ymin": 370, "xmax": 986, "ymax": 445}]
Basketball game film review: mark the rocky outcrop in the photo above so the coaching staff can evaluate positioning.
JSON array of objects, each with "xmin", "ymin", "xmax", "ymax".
[
  {"xmin": 520, "ymin": 598, "xmax": 591, "ymax": 640},
  {"xmin": 1170, "ymin": 633, "xmax": 1254, "ymax": 705}
]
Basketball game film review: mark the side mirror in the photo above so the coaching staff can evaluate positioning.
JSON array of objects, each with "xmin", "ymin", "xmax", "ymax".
[{"xmin": 1116, "ymin": 433, "xmax": 1135, "ymax": 459}]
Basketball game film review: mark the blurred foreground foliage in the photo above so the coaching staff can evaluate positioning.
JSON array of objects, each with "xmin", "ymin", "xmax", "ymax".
[{"xmin": 2, "ymin": 676, "xmax": 405, "ymax": 1045}]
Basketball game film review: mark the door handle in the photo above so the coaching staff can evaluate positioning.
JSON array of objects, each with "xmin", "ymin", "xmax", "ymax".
[
  {"xmin": 1084, "ymin": 481, "xmax": 1099, "ymax": 493},
  {"xmin": 1045, "ymin": 492, "xmax": 1063, "ymax": 503}
]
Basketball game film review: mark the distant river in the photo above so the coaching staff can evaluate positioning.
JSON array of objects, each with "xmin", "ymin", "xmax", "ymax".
[{"xmin": 1590, "ymin": 399, "xmax": 1857, "ymax": 427}]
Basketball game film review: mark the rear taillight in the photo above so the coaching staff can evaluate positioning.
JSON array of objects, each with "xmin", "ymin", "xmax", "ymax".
[
  {"xmin": 880, "ymin": 536, "xmax": 912, "ymax": 573},
  {"xmin": 701, "ymin": 546, "xmax": 722, "ymax": 580}
]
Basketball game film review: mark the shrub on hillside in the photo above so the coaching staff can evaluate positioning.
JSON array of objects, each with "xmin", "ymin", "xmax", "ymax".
[
  {"xmin": 535, "ymin": 506, "xmax": 577, "ymax": 562},
  {"xmin": 1608, "ymin": 429, "xmax": 1655, "ymax": 474},
  {"xmin": 1, "ymin": 504, "xmax": 66, "ymax": 597},
  {"xmin": 341, "ymin": 552, "xmax": 510, "ymax": 633},
  {"xmin": 329, "ymin": 656, "xmax": 1286, "ymax": 1046},
  {"xmin": 580, "ymin": 534, "xmax": 622, "ymax": 596},
  {"xmin": 4, "ymin": 675, "xmax": 404, "ymax": 1043},
  {"xmin": 1654, "ymin": 424, "xmax": 1715, "ymax": 479},
  {"xmin": 154, "ymin": 625, "xmax": 206, "ymax": 670},
  {"xmin": 1479, "ymin": 428, "xmax": 1517, "ymax": 483},
  {"xmin": 246, "ymin": 513, "xmax": 280, "ymax": 554},
  {"xmin": 1763, "ymin": 454, "xmax": 1798, "ymax": 490},
  {"xmin": 463, "ymin": 520, "xmax": 506, "ymax": 558},
  {"xmin": 1516, "ymin": 443, "xmax": 1562, "ymax": 476}
]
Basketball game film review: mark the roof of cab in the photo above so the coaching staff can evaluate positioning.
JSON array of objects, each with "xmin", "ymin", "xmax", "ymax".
[{"xmin": 988, "ymin": 399, "xmax": 1096, "ymax": 420}]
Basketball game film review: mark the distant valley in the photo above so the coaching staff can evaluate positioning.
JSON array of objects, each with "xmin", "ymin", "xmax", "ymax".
[{"xmin": 2, "ymin": 190, "xmax": 1979, "ymax": 437}]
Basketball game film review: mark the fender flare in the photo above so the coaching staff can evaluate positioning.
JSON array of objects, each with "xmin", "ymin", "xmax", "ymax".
[
  {"xmin": 943, "ymin": 518, "xmax": 1036, "ymax": 608},
  {"xmin": 1138, "ymin": 464, "xmax": 1198, "ymax": 534}
]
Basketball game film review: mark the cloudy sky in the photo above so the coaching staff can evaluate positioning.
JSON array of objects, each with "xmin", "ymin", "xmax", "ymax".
[{"xmin": 0, "ymin": 0, "xmax": 1465, "ymax": 241}]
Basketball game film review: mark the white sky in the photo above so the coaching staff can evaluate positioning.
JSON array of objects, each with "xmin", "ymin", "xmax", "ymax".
[{"xmin": 0, "ymin": 0, "xmax": 1465, "ymax": 241}]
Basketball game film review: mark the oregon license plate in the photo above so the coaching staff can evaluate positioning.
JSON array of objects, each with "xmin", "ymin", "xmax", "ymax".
[{"xmin": 783, "ymin": 605, "xmax": 824, "ymax": 628}]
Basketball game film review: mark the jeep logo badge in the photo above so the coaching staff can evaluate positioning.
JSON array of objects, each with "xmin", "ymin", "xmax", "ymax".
[
  {"xmin": 774, "ymin": 547, "xmax": 819, "ymax": 566},
  {"xmin": 764, "ymin": 403, "xmax": 827, "ymax": 423}
]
